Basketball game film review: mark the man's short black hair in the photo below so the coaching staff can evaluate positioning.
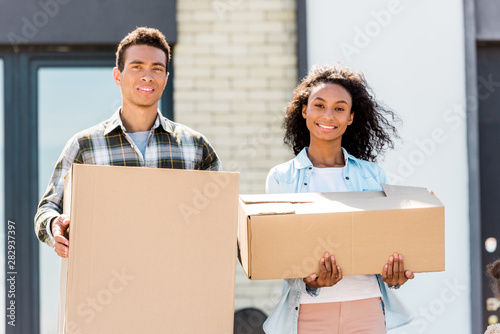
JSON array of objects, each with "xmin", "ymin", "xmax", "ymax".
[{"xmin": 116, "ymin": 27, "xmax": 171, "ymax": 72}]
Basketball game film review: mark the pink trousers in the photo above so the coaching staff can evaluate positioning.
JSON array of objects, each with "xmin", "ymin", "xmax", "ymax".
[{"xmin": 297, "ymin": 298, "xmax": 386, "ymax": 334}]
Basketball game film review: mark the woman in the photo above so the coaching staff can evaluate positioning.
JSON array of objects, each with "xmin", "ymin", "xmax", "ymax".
[{"xmin": 263, "ymin": 64, "xmax": 414, "ymax": 333}]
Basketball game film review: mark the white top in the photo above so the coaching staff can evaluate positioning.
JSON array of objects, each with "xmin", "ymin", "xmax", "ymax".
[{"xmin": 300, "ymin": 166, "xmax": 382, "ymax": 304}]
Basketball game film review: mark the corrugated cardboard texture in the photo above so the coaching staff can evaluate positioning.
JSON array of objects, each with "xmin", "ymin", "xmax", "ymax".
[
  {"xmin": 238, "ymin": 184, "xmax": 445, "ymax": 280},
  {"xmin": 61, "ymin": 164, "xmax": 239, "ymax": 333}
]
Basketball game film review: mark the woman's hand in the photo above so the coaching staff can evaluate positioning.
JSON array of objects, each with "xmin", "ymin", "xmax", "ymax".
[
  {"xmin": 381, "ymin": 252, "xmax": 415, "ymax": 286},
  {"xmin": 303, "ymin": 252, "xmax": 342, "ymax": 289}
]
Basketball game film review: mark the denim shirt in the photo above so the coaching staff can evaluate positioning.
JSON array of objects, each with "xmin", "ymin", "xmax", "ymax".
[{"xmin": 262, "ymin": 147, "xmax": 414, "ymax": 334}]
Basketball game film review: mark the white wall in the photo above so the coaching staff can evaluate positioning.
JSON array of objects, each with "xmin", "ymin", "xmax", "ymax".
[{"xmin": 307, "ymin": 1, "xmax": 470, "ymax": 333}]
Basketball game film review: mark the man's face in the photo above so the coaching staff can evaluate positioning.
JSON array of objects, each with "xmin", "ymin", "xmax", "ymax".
[{"xmin": 113, "ymin": 44, "xmax": 168, "ymax": 110}]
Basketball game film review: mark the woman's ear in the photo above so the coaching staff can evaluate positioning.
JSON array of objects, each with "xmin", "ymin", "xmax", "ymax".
[
  {"xmin": 348, "ymin": 112, "xmax": 354, "ymax": 125},
  {"xmin": 302, "ymin": 104, "xmax": 307, "ymax": 119}
]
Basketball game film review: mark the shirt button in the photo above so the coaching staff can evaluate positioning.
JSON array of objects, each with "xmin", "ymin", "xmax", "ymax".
[
  {"xmin": 304, "ymin": 183, "xmax": 307, "ymax": 186},
  {"xmin": 308, "ymin": 167, "xmax": 312, "ymax": 170},
  {"xmin": 295, "ymin": 307, "xmax": 298, "ymax": 311},
  {"xmin": 345, "ymin": 176, "xmax": 350, "ymax": 180}
]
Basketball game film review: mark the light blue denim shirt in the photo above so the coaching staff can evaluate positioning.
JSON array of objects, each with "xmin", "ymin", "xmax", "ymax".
[{"xmin": 263, "ymin": 147, "xmax": 414, "ymax": 334}]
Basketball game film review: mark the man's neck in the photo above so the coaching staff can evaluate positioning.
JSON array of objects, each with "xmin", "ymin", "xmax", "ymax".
[{"xmin": 120, "ymin": 105, "xmax": 157, "ymax": 133}]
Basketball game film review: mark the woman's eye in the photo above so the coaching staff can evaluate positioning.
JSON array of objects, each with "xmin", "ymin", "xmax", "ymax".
[{"xmin": 314, "ymin": 104, "xmax": 324, "ymax": 108}]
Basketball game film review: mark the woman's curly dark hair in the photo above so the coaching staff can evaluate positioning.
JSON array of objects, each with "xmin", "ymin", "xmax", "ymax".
[
  {"xmin": 487, "ymin": 259, "xmax": 500, "ymax": 297},
  {"xmin": 284, "ymin": 63, "xmax": 399, "ymax": 161}
]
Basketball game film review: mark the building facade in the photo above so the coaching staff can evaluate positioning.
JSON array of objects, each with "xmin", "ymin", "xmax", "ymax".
[{"xmin": 0, "ymin": 0, "xmax": 499, "ymax": 333}]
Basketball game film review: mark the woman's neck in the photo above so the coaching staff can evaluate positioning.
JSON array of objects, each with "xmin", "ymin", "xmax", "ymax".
[{"xmin": 307, "ymin": 141, "xmax": 345, "ymax": 168}]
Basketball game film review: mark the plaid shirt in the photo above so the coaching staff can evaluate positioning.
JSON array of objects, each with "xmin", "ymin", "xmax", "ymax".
[{"xmin": 35, "ymin": 109, "xmax": 221, "ymax": 247}]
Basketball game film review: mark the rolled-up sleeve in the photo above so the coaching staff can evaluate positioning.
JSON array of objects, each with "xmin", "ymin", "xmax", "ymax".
[{"xmin": 34, "ymin": 136, "xmax": 81, "ymax": 248}]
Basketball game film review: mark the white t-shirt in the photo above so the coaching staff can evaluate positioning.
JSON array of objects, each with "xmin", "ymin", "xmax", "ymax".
[{"xmin": 300, "ymin": 166, "xmax": 382, "ymax": 304}]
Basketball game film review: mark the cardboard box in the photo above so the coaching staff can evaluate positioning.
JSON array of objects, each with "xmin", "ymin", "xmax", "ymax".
[
  {"xmin": 58, "ymin": 164, "xmax": 239, "ymax": 334},
  {"xmin": 238, "ymin": 184, "xmax": 444, "ymax": 280}
]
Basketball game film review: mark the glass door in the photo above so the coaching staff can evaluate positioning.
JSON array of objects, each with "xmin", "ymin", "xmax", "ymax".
[{"xmin": 37, "ymin": 65, "xmax": 121, "ymax": 333}]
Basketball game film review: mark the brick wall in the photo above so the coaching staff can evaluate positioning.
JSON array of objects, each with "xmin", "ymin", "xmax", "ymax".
[{"xmin": 174, "ymin": 0, "xmax": 297, "ymax": 316}]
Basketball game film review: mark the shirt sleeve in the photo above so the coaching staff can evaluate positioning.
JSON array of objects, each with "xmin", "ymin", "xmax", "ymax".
[
  {"xmin": 285, "ymin": 278, "xmax": 320, "ymax": 296},
  {"xmin": 265, "ymin": 168, "xmax": 280, "ymax": 194},
  {"xmin": 199, "ymin": 136, "xmax": 221, "ymax": 171},
  {"xmin": 34, "ymin": 135, "xmax": 82, "ymax": 248}
]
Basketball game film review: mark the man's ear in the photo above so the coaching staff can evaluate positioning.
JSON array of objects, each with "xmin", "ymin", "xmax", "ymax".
[
  {"xmin": 112, "ymin": 67, "xmax": 122, "ymax": 87},
  {"xmin": 302, "ymin": 104, "xmax": 307, "ymax": 119},
  {"xmin": 164, "ymin": 72, "xmax": 170, "ymax": 89}
]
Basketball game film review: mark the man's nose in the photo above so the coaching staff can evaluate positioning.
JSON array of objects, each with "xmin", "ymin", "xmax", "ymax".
[{"xmin": 141, "ymin": 70, "xmax": 154, "ymax": 81}]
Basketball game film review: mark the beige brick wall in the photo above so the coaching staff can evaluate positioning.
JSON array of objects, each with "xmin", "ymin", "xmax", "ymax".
[{"xmin": 174, "ymin": 0, "xmax": 297, "ymax": 316}]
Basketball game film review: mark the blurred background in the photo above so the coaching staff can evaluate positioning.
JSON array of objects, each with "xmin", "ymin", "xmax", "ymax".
[{"xmin": 0, "ymin": 0, "xmax": 498, "ymax": 333}]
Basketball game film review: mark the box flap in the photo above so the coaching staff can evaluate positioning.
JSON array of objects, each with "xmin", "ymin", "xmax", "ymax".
[
  {"xmin": 240, "ymin": 185, "xmax": 442, "ymax": 217},
  {"xmin": 381, "ymin": 183, "xmax": 433, "ymax": 197}
]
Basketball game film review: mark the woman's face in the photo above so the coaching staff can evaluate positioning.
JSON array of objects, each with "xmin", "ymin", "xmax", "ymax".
[{"xmin": 302, "ymin": 82, "xmax": 353, "ymax": 146}]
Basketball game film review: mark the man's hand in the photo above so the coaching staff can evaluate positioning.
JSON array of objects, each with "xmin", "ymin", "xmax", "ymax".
[
  {"xmin": 52, "ymin": 214, "xmax": 70, "ymax": 258},
  {"xmin": 303, "ymin": 252, "xmax": 342, "ymax": 289},
  {"xmin": 381, "ymin": 252, "xmax": 415, "ymax": 286}
]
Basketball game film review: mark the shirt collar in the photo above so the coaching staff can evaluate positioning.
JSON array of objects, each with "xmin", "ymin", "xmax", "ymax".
[
  {"xmin": 103, "ymin": 108, "xmax": 173, "ymax": 135},
  {"xmin": 294, "ymin": 147, "xmax": 360, "ymax": 169}
]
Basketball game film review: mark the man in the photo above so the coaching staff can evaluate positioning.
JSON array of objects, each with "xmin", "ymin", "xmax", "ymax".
[{"xmin": 34, "ymin": 27, "xmax": 220, "ymax": 258}]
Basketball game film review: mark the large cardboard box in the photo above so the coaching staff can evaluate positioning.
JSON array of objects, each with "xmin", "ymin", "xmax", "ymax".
[
  {"xmin": 238, "ymin": 184, "xmax": 444, "ymax": 280},
  {"xmin": 58, "ymin": 164, "xmax": 239, "ymax": 334}
]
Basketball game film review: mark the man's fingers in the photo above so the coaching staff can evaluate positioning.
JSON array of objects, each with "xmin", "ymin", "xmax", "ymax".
[
  {"xmin": 52, "ymin": 215, "xmax": 71, "ymax": 237},
  {"xmin": 54, "ymin": 235, "xmax": 69, "ymax": 247},
  {"xmin": 58, "ymin": 214, "xmax": 70, "ymax": 225},
  {"xmin": 54, "ymin": 243, "xmax": 68, "ymax": 258}
]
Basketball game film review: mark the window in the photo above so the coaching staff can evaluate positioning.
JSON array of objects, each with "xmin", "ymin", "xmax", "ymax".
[{"xmin": 38, "ymin": 66, "xmax": 120, "ymax": 334}]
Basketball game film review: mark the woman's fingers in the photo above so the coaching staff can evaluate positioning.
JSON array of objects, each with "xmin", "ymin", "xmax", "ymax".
[
  {"xmin": 335, "ymin": 265, "xmax": 342, "ymax": 283},
  {"xmin": 305, "ymin": 252, "xmax": 342, "ymax": 288},
  {"xmin": 405, "ymin": 270, "xmax": 415, "ymax": 279},
  {"xmin": 329, "ymin": 255, "xmax": 338, "ymax": 281}
]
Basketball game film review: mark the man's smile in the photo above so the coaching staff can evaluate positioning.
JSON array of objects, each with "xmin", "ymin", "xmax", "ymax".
[{"xmin": 137, "ymin": 86, "xmax": 155, "ymax": 94}]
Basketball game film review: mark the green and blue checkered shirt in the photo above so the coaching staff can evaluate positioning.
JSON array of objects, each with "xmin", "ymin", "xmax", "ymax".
[{"xmin": 35, "ymin": 109, "xmax": 221, "ymax": 247}]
